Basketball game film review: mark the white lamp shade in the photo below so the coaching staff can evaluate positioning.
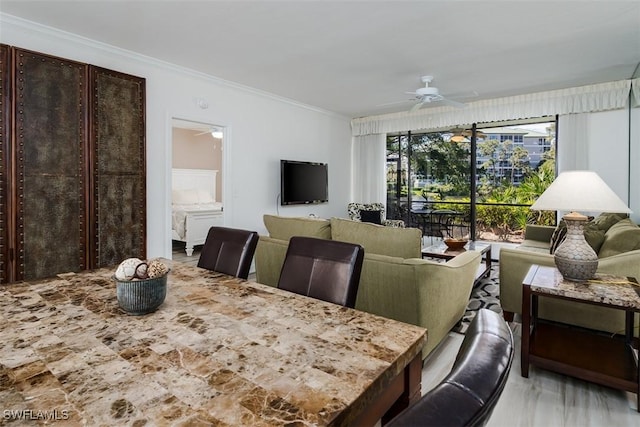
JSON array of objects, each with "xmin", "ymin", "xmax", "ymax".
[{"xmin": 530, "ymin": 170, "xmax": 631, "ymax": 214}]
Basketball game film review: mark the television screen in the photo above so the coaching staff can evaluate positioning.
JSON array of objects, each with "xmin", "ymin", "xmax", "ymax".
[{"xmin": 280, "ymin": 160, "xmax": 328, "ymax": 205}]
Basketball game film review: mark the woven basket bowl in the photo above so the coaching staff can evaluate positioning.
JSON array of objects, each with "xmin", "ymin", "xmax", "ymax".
[{"xmin": 114, "ymin": 273, "xmax": 168, "ymax": 315}]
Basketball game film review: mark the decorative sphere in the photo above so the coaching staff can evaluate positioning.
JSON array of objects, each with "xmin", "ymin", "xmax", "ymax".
[
  {"xmin": 115, "ymin": 258, "xmax": 144, "ymax": 280},
  {"xmin": 147, "ymin": 258, "xmax": 170, "ymax": 278},
  {"xmin": 134, "ymin": 262, "xmax": 148, "ymax": 279}
]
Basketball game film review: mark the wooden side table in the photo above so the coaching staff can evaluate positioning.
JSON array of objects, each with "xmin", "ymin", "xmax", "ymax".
[{"xmin": 521, "ymin": 265, "xmax": 640, "ymax": 412}]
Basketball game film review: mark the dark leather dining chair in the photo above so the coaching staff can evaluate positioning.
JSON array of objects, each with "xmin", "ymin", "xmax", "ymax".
[
  {"xmin": 277, "ymin": 236, "xmax": 364, "ymax": 308},
  {"xmin": 387, "ymin": 308, "xmax": 514, "ymax": 427},
  {"xmin": 197, "ymin": 226, "xmax": 259, "ymax": 279}
]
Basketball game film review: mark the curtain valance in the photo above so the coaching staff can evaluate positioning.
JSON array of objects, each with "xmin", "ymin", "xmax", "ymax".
[{"xmin": 351, "ymin": 80, "xmax": 633, "ymax": 137}]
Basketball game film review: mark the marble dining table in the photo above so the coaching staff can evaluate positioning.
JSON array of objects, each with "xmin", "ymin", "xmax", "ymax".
[{"xmin": 0, "ymin": 259, "xmax": 427, "ymax": 426}]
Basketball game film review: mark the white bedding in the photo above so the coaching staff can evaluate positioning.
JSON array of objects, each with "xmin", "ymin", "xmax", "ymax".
[
  {"xmin": 172, "ymin": 202, "xmax": 223, "ymax": 240},
  {"xmin": 171, "ymin": 169, "xmax": 222, "ymax": 256}
]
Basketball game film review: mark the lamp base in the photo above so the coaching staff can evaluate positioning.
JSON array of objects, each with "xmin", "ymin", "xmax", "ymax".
[{"xmin": 553, "ymin": 212, "xmax": 598, "ymax": 282}]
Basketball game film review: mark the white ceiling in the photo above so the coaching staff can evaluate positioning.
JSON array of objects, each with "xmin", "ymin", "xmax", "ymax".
[{"xmin": 2, "ymin": 1, "xmax": 639, "ymax": 118}]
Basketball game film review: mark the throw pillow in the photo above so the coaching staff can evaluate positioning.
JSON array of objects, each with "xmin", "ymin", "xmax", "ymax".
[
  {"xmin": 549, "ymin": 225, "xmax": 567, "ymax": 254},
  {"xmin": 599, "ymin": 218, "xmax": 640, "ymax": 258},
  {"xmin": 172, "ymin": 188, "xmax": 200, "ymax": 205},
  {"xmin": 549, "ymin": 216, "xmax": 606, "ymax": 255},
  {"xmin": 360, "ymin": 209, "xmax": 382, "ymax": 225},
  {"xmin": 591, "ymin": 212, "xmax": 628, "ymax": 232}
]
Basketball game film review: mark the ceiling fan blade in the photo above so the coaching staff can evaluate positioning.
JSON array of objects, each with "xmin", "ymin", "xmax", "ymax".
[
  {"xmin": 194, "ymin": 130, "xmax": 211, "ymax": 136},
  {"xmin": 410, "ymin": 101, "xmax": 425, "ymax": 112},
  {"xmin": 376, "ymin": 99, "xmax": 414, "ymax": 107},
  {"xmin": 440, "ymin": 98, "xmax": 467, "ymax": 109}
]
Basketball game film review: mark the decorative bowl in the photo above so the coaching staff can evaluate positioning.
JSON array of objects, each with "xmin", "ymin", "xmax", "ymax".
[
  {"xmin": 444, "ymin": 238, "xmax": 468, "ymax": 251},
  {"xmin": 114, "ymin": 272, "xmax": 169, "ymax": 315}
]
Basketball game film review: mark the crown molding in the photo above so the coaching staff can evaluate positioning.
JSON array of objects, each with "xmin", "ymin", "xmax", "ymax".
[{"xmin": 0, "ymin": 13, "xmax": 349, "ymax": 120}]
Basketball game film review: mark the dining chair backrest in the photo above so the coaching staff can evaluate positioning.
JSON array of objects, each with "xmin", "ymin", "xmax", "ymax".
[
  {"xmin": 197, "ymin": 226, "xmax": 259, "ymax": 279},
  {"xmin": 277, "ymin": 236, "xmax": 364, "ymax": 308},
  {"xmin": 387, "ymin": 308, "xmax": 514, "ymax": 427}
]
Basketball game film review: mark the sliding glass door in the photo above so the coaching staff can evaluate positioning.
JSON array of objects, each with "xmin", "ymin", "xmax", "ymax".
[{"xmin": 386, "ymin": 118, "xmax": 557, "ymax": 243}]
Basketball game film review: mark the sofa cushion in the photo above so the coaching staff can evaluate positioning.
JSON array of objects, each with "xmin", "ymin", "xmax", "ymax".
[
  {"xmin": 360, "ymin": 209, "xmax": 382, "ymax": 224},
  {"xmin": 330, "ymin": 217, "xmax": 421, "ymax": 259},
  {"xmin": 519, "ymin": 240, "xmax": 552, "ymax": 254},
  {"xmin": 549, "ymin": 213, "xmax": 627, "ymax": 255},
  {"xmin": 263, "ymin": 214, "xmax": 331, "ymax": 241},
  {"xmin": 592, "ymin": 212, "xmax": 629, "ymax": 231},
  {"xmin": 598, "ymin": 218, "xmax": 640, "ymax": 258}
]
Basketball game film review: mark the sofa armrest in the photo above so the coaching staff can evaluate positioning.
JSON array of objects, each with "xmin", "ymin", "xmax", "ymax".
[
  {"xmin": 499, "ymin": 248, "xmax": 640, "ymax": 333},
  {"xmin": 356, "ymin": 251, "xmax": 480, "ymax": 357},
  {"xmin": 414, "ymin": 251, "xmax": 481, "ymax": 356},
  {"xmin": 596, "ymin": 249, "xmax": 640, "ymax": 281},
  {"xmin": 498, "ymin": 248, "xmax": 555, "ymax": 315},
  {"xmin": 524, "ymin": 224, "xmax": 555, "ymax": 243}
]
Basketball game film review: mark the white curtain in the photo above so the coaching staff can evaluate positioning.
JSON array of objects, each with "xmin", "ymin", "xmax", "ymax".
[
  {"xmin": 557, "ymin": 113, "xmax": 590, "ymax": 172},
  {"xmin": 351, "ymin": 80, "xmax": 632, "ymax": 137},
  {"xmin": 351, "ymin": 134, "xmax": 386, "ymax": 203},
  {"xmin": 631, "ymin": 78, "xmax": 640, "ymax": 108}
]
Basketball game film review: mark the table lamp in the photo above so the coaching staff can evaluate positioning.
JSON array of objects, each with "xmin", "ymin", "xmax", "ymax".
[{"xmin": 530, "ymin": 170, "xmax": 632, "ymax": 281}]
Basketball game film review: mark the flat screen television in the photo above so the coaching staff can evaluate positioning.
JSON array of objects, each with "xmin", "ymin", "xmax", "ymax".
[{"xmin": 280, "ymin": 160, "xmax": 328, "ymax": 205}]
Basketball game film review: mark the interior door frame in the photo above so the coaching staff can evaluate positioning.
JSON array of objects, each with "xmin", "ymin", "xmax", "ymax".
[{"xmin": 166, "ymin": 114, "xmax": 229, "ymax": 258}]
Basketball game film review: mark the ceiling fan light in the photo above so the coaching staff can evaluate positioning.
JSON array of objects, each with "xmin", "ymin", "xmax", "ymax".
[
  {"xmin": 211, "ymin": 129, "xmax": 224, "ymax": 139},
  {"xmin": 451, "ymin": 135, "xmax": 467, "ymax": 143}
]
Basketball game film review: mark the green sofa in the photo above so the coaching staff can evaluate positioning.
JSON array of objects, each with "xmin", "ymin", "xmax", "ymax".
[
  {"xmin": 255, "ymin": 215, "xmax": 481, "ymax": 358},
  {"xmin": 499, "ymin": 214, "xmax": 640, "ymax": 333}
]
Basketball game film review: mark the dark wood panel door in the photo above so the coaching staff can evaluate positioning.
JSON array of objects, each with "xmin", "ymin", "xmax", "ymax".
[
  {"xmin": 91, "ymin": 67, "xmax": 146, "ymax": 268},
  {"xmin": 14, "ymin": 48, "xmax": 88, "ymax": 281},
  {"xmin": 0, "ymin": 44, "xmax": 9, "ymax": 283}
]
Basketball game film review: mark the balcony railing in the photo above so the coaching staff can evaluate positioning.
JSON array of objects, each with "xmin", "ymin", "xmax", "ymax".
[{"xmin": 389, "ymin": 199, "xmax": 555, "ymax": 243}]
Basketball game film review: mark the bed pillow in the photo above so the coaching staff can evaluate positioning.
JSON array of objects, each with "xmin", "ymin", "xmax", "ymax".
[
  {"xmin": 196, "ymin": 189, "xmax": 215, "ymax": 203},
  {"xmin": 172, "ymin": 188, "xmax": 199, "ymax": 204}
]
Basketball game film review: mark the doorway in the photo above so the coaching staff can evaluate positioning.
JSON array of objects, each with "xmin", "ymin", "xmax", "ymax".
[{"xmin": 170, "ymin": 118, "xmax": 225, "ymax": 260}]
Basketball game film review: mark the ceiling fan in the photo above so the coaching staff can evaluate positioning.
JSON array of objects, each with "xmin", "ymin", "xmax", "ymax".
[
  {"xmin": 405, "ymin": 76, "xmax": 474, "ymax": 112},
  {"xmin": 194, "ymin": 127, "xmax": 224, "ymax": 138},
  {"xmin": 449, "ymin": 127, "xmax": 486, "ymax": 142}
]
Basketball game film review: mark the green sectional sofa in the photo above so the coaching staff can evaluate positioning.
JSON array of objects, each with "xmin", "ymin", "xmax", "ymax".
[
  {"xmin": 499, "ymin": 213, "xmax": 640, "ymax": 333},
  {"xmin": 255, "ymin": 215, "xmax": 481, "ymax": 358}
]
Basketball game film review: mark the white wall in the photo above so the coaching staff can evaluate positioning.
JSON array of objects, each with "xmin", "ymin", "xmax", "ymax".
[{"xmin": 1, "ymin": 14, "xmax": 353, "ymax": 258}]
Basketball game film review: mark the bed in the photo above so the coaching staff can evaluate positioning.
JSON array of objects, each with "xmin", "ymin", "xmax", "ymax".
[{"xmin": 172, "ymin": 168, "xmax": 223, "ymax": 256}]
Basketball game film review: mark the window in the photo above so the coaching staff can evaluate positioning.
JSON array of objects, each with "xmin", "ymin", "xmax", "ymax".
[{"xmin": 387, "ymin": 119, "xmax": 557, "ymax": 243}]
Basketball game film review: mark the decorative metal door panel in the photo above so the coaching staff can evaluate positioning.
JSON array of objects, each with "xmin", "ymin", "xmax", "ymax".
[
  {"xmin": 0, "ymin": 44, "xmax": 8, "ymax": 283},
  {"xmin": 1, "ymin": 45, "xmax": 146, "ymax": 282},
  {"xmin": 92, "ymin": 67, "xmax": 146, "ymax": 267},
  {"xmin": 15, "ymin": 49, "xmax": 87, "ymax": 281}
]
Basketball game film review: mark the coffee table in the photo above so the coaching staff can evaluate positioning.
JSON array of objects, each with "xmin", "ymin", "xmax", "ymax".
[
  {"xmin": 521, "ymin": 264, "xmax": 640, "ymax": 412},
  {"xmin": 421, "ymin": 240, "xmax": 492, "ymax": 284}
]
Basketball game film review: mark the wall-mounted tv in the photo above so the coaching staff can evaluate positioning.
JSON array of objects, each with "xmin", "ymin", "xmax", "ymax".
[{"xmin": 280, "ymin": 160, "xmax": 328, "ymax": 205}]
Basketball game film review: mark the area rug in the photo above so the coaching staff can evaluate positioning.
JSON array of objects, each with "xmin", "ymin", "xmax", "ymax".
[{"xmin": 454, "ymin": 264, "xmax": 502, "ymax": 334}]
